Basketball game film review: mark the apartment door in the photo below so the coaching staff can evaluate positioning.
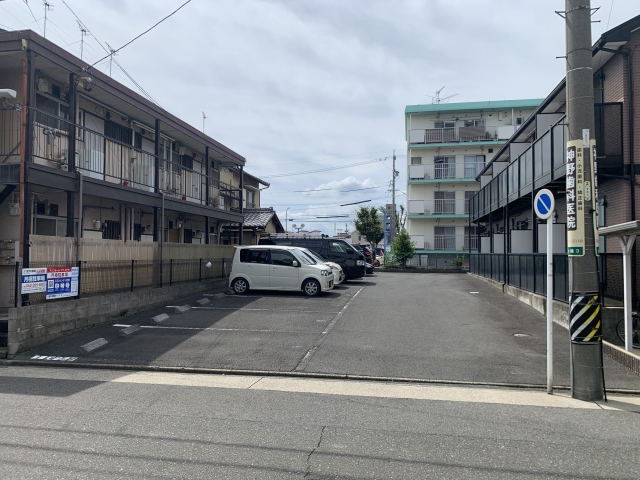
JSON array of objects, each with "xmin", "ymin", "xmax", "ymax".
[{"xmin": 168, "ymin": 229, "xmax": 180, "ymax": 243}]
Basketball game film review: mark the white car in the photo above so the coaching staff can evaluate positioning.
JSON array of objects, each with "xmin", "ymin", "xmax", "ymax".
[
  {"xmin": 229, "ymin": 245, "xmax": 334, "ymax": 296},
  {"xmin": 298, "ymin": 248, "xmax": 345, "ymax": 285}
]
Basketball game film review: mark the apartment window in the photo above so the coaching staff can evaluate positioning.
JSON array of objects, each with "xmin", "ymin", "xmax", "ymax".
[
  {"xmin": 434, "ymin": 156, "xmax": 456, "ymax": 179},
  {"xmin": 434, "ymin": 191, "xmax": 456, "ymax": 214},
  {"xmin": 465, "ymin": 191, "xmax": 476, "ymax": 214},
  {"xmin": 464, "ymin": 226, "xmax": 477, "ymax": 250},
  {"xmin": 411, "ymin": 157, "xmax": 422, "ymax": 165},
  {"xmin": 597, "ymin": 197, "xmax": 606, "ymax": 228},
  {"xmin": 516, "ymin": 117, "xmax": 523, "ymax": 125},
  {"xmin": 102, "ymin": 220, "xmax": 121, "ymax": 240},
  {"xmin": 434, "ymin": 227, "xmax": 455, "ymax": 250},
  {"xmin": 105, "ymin": 120, "xmax": 133, "ymax": 145},
  {"xmin": 35, "ymin": 93, "xmax": 70, "ymax": 130},
  {"xmin": 434, "ymin": 120, "xmax": 455, "ymax": 129},
  {"xmin": 464, "ymin": 155, "xmax": 485, "ymax": 178},
  {"xmin": 464, "ymin": 119, "xmax": 484, "ymax": 127}
]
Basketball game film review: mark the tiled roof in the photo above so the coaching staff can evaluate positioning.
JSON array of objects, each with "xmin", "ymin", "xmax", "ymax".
[{"xmin": 221, "ymin": 208, "xmax": 284, "ymax": 232}]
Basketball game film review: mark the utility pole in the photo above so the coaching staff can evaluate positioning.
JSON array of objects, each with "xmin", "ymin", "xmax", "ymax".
[
  {"xmin": 564, "ymin": 0, "xmax": 603, "ymax": 401},
  {"xmin": 390, "ymin": 150, "xmax": 396, "ymax": 247}
]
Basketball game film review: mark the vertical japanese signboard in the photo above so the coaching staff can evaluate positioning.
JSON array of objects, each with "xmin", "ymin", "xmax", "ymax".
[
  {"xmin": 566, "ymin": 140, "xmax": 585, "ymax": 255},
  {"xmin": 591, "ymin": 140, "xmax": 599, "ymax": 255},
  {"xmin": 45, "ymin": 267, "xmax": 79, "ymax": 300},
  {"xmin": 566, "ymin": 138, "xmax": 598, "ymax": 257}
]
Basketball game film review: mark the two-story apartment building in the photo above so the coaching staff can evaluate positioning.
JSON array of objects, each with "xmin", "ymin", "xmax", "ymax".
[
  {"xmin": 405, "ymin": 99, "xmax": 542, "ymax": 266},
  {"xmin": 468, "ymin": 14, "xmax": 636, "ymax": 307},
  {"xmin": 0, "ymin": 29, "xmax": 263, "ymax": 307}
]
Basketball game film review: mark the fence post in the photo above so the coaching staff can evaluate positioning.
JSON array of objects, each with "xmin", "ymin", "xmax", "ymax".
[
  {"xmin": 170, "ymin": 259, "xmax": 173, "ymax": 287},
  {"xmin": 131, "ymin": 260, "xmax": 135, "ymax": 292},
  {"xmin": 14, "ymin": 262, "xmax": 20, "ymax": 308},
  {"xmin": 77, "ymin": 261, "xmax": 82, "ymax": 298},
  {"xmin": 199, "ymin": 258, "xmax": 202, "ymax": 282}
]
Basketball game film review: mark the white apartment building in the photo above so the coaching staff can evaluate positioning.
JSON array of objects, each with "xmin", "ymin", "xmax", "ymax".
[{"xmin": 405, "ymin": 99, "xmax": 542, "ymax": 267}]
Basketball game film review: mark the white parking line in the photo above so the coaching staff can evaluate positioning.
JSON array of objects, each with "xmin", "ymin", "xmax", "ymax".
[
  {"xmin": 191, "ymin": 307, "xmax": 339, "ymax": 314},
  {"xmin": 113, "ymin": 324, "xmax": 283, "ymax": 333}
]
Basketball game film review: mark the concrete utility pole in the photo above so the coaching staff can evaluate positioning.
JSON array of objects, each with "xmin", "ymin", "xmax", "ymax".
[
  {"xmin": 564, "ymin": 0, "xmax": 603, "ymax": 401},
  {"xmin": 390, "ymin": 150, "xmax": 396, "ymax": 247}
]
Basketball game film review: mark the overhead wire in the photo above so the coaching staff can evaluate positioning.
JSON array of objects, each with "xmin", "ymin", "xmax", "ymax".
[
  {"xmin": 262, "ymin": 157, "xmax": 387, "ymax": 178},
  {"xmin": 59, "ymin": 0, "xmax": 161, "ymax": 106},
  {"xmin": 21, "ymin": 0, "xmax": 42, "ymax": 34},
  {"xmin": 91, "ymin": 0, "xmax": 192, "ymax": 67}
]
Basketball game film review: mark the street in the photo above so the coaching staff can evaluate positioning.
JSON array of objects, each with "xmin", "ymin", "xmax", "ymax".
[{"xmin": 2, "ymin": 272, "xmax": 640, "ymax": 478}]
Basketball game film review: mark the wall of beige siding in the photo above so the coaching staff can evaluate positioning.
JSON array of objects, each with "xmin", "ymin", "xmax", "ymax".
[{"xmin": 28, "ymin": 235, "xmax": 233, "ymax": 262}]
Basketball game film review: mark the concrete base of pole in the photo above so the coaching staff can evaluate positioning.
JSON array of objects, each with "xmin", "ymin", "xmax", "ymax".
[{"xmin": 571, "ymin": 342, "xmax": 604, "ymax": 401}]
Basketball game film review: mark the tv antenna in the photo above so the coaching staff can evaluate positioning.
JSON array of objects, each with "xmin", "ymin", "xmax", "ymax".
[
  {"xmin": 105, "ymin": 42, "xmax": 118, "ymax": 77},
  {"xmin": 202, "ymin": 112, "xmax": 206, "ymax": 133},
  {"xmin": 426, "ymin": 86, "xmax": 459, "ymax": 104},
  {"xmin": 42, "ymin": 1, "xmax": 53, "ymax": 39},
  {"xmin": 76, "ymin": 20, "xmax": 89, "ymax": 60}
]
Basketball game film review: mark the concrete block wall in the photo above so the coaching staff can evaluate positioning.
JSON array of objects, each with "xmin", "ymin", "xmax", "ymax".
[{"xmin": 5, "ymin": 278, "xmax": 227, "ymax": 358}]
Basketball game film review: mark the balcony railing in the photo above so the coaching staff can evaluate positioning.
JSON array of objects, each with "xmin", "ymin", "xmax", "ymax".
[
  {"xmin": 409, "ymin": 162, "xmax": 484, "ymax": 180},
  {"xmin": 412, "ymin": 234, "xmax": 478, "ymax": 251},
  {"xmin": 408, "ymin": 198, "xmax": 468, "ymax": 216},
  {"xmin": 409, "ymin": 126, "xmax": 499, "ymax": 144},
  {"xmin": 0, "ymin": 108, "xmax": 21, "ymax": 164},
  {"xmin": 30, "ymin": 109, "xmax": 241, "ymax": 211}
]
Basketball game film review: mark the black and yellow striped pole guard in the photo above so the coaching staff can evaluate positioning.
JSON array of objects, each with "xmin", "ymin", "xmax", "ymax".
[{"xmin": 569, "ymin": 293, "xmax": 602, "ymax": 343}]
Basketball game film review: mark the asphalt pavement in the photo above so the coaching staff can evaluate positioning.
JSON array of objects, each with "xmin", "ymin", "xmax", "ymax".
[
  {"xmin": 12, "ymin": 272, "xmax": 640, "ymax": 391},
  {"xmin": 1, "ymin": 366, "xmax": 639, "ymax": 479}
]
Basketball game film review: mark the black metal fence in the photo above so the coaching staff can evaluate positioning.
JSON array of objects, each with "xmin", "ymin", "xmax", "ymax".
[
  {"xmin": 11, "ymin": 258, "xmax": 230, "ymax": 307},
  {"xmin": 470, "ymin": 253, "xmax": 569, "ymax": 303}
]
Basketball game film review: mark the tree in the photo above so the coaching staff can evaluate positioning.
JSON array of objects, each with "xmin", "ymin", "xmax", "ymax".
[
  {"xmin": 395, "ymin": 204, "xmax": 407, "ymax": 234},
  {"xmin": 353, "ymin": 206, "xmax": 384, "ymax": 247},
  {"xmin": 392, "ymin": 228, "xmax": 415, "ymax": 266}
]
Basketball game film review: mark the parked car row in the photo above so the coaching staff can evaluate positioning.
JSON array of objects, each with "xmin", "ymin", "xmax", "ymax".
[{"xmin": 230, "ymin": 237, "xmax": 373, "ymax": 296}]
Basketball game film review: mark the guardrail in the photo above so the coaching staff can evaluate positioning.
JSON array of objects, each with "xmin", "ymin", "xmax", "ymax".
[{"xmin": 408, "ymin": 162, "xmax": 484, "ymax": 180}]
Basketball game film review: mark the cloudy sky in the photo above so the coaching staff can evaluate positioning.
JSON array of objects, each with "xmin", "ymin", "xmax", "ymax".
[{"xmin": 0, "ymin": 0, "xmax": 636, "ymax": 234}]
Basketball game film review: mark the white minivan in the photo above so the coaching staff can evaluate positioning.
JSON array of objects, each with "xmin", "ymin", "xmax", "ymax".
[{"xmin": 229, "ymin": 245, "xmax": 335, "ymax": 296}]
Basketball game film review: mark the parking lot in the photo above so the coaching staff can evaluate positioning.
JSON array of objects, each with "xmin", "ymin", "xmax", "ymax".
[{"xmin": 14, "ymin": 272, "xmax": 640, "ymax": 390}]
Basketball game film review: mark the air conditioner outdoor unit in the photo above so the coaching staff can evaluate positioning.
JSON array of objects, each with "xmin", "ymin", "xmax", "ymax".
[{"xmin": 9, "ymin": 203, "xmax": 19, "ymax": 216}]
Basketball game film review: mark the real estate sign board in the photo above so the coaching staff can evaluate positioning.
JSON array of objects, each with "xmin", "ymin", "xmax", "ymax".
[{"xmin": 21, "ymin": 266, "xmax": 79, "ymax": 299}]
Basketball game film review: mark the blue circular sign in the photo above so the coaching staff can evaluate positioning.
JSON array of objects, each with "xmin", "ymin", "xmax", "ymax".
[{"xmin": 534, "ymin": 189, "xmax": 555, "ymax": 220}]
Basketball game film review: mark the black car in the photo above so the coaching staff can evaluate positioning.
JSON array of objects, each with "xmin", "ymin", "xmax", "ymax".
[
  {"xmin": 352, "ymin": 244, "xmax": 374, "ymax": 262},
  {"xmin": 258, "ymin": 236, "xmax": 366, "ymax": 281},
  {"xmin": 351, "ymin": 244, "xmax": 375, "ymax": 273}
]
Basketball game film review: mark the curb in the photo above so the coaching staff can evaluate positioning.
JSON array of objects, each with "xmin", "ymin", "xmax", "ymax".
[{"xmin": 2, "ymin": 360, "xmax": 640, "ymax": 395}]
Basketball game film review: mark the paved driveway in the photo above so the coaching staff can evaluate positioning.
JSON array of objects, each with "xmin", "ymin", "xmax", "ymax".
[{"xmin": 14, "ymin": 272, "xmax": 640, "ymax": 390}]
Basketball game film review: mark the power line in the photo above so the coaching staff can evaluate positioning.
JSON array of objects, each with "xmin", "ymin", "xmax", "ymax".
[
  {"xmin": 293, "ymin": 186, "xmax": 379, "ymax": 193},
  {"xmin": 257, "ymin": 149, "xmax": 403, "ymax": 168},
  {"xmin": 261, "ymin": 158, "xmax": 387, "ymax": 178},
  {"xmin": 59, "ymin": 0, "xmax": 161, "ymax": 106},
  {"xmin": 91, "ymin": 0, "xmax": 192, "ymax": 67},
  {"xmin": 22, "ymin": 1, "xmax": 43, "ymax": 34}
]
